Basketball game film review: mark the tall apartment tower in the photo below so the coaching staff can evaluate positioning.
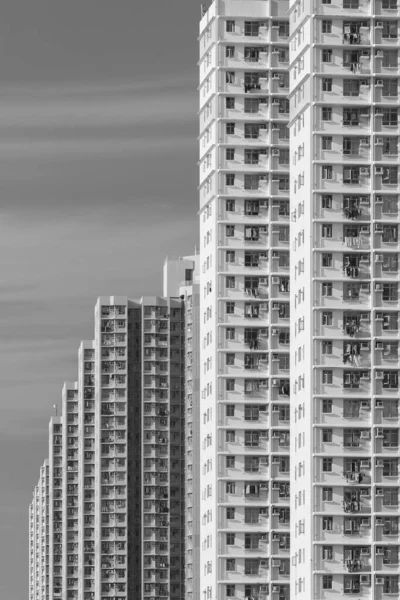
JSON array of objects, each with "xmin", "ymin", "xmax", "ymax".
[
  {"xmin": 199, "ymin": 3, "xmax": 291, "ymax": 600},
  {"xmin": 289, "ymin": 1, "xmax": 400, "ymax": 599}
]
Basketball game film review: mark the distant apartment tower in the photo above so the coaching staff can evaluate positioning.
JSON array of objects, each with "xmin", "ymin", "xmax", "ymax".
[
  {"xmin": 199, "ymin": 2, "xmax": 291, "ymax": 600},
  {"xmin": 29, "ymin": 460, "xmax": 49, "ymax": 600},
  {"xmin": 29, "ymin": 254, "xmax": 200, "ymax": 600},
  {"xmin": 289, "ymin": 1, "xmax": 400, "ymax": 599}
]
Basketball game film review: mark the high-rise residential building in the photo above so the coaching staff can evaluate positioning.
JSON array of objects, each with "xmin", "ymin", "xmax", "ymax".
[
  {"xmin": 198, "ymin": 2, "xmax": 291, "ymax": 600},
  {"xmin": 289, "ymin": 1, "xmax": 400, "ymax": 599},
  {"xmin": 29, "ymin": 255, "xmax": 200, "ymax": 600},
  {"xmin": 29, "ymin": 460, "xmax": 49, "ymax": 600}
]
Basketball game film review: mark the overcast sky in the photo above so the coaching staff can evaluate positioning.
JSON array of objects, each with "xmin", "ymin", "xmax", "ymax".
[{"xmin": 0, "ymin": 1, "xmax": 199, "ymax": 596}]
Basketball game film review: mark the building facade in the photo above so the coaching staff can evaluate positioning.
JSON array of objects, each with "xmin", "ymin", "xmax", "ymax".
[
  {"xmin": 289, "ymin": 0, "xmax": 400, "ymax": 599},
  {"xmin": 198, "ymin": 2, "xmax": 291, "ymax": 600}
]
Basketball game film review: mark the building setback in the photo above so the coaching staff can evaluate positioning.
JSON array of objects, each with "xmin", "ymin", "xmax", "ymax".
[{"xmin": 29, "ymin": 256, "xmax": 200, "ymax": 600}]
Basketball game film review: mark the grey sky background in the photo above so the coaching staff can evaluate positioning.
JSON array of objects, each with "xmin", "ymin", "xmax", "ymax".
[{"xmin": 0, "ymin": 1, "xmax": 199, "ymax": 597}]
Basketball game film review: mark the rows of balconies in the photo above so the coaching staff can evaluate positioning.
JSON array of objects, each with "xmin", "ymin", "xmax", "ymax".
[
  {"xmin": 219, "ymin": 122, "xmax": 289, "ymax": 146},
  {"xmin": 316, "ymin": 164, "xmax": 400, "ymax": 192},
  {"xmin": 316, "ymin": 251, "xmax": 399, "ymax": 280},
  {"xmin": 314, "ymin": 79, "xmax": 400, "ymax": 105},
  {"xmin": 223, "ymin": 98, "xmax": 289, "ymax": 122},
  {"xmin": 316, "ymin": 339, "xmax": 399, "ymax": 365},
  {"xmin": 315, "ymin": 308, "xmax": 399, "ymax": 338},
  {"xmin": 315, "ymin": 48, "xmax": 400, "ymax": 75},
  {"xmin": 315, "ymin": 19, "xmax": 400, "ymax": 45},
  {"xmin": 316, "ymin": 135, "xmax": 400, "ymax": 161},
  {"xmin": 314, "ymin": 281, "xmax": 399, "ymax": 308},
  {"xmin": 314, "ymin": 0, "xmax": 400, "ymax": 18},
  {"xmin": 221, "ymin": 46, "xmax": 289, "ymax": 69},
  {"xmin": 316, "ymin": 366, "xmax": 399, "ymax": 393},
  {"xmin": 316, "ymin": 105, "xmax": 400, "ymax": 133}
]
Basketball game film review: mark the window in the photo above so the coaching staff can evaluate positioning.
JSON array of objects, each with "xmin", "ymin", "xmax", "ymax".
[
  {"xmin": 322, "ymin": 224, "xmax": 332, "ymax": 238},
  {"xmin": 323, "ymin": 546, "xmax": 333, "ymax": 560},
  {"xmin": 244, "ymin": 98, "xmax": 261, "ymax": 113},
  {"xmin": 226, "ymin": 148, "xmax": 235, "ymax": 161},
  {"xmin": 322, "ymin": 253, "xmax": 332, "ymax": 268},
  {"xmin": 322, "ymin": 136, "xmax": 332, "ymax": 150},
  {"xmin": 245, "ymin": 507, "xmax": 261, "ymax": 523},
  {"xmin": 226, "ymin": 122, "xmax": 235, "ymax": 134},
  {"xmin": 225, "ymin": 276, "xmax": 235, "ymax": 289},
  {"xmin": 343, "ymin": 0, "xmax": 359, "ymax": 7},
  {"xmin": 322, "ymin": 575, "xmax": 333, "ymax": 590},
  {"xmin": 226, "ymin": 507, "xmax": 235, "ymax": 519},
  {"xmin": 226, "ymin": 379, "xmax": 235, "ymax": 392},
  {"xmin": 322, "ymin": 340, "xmax": 333, "ymax": 354},
  {"xmin": 226, "ymin": 199, "xmax": 235, "ymax": 212},
  {"xmin": 226, "ymin": 46, "xmax": 235, "ymax": 58},
  {"xmin": 343, "ymin": 80, "xmax": 360, "ymax": 97},
  {"xmin": 226, "ymin": 456, "xmax": 235, "ymax": 468},
  {"xmin": 226, "ymin": 71, "xmax": 235, "ymax": 83},
  {"xmin": 244, "ymin": 559, "xmax": 260, "ymax": 575},
  {"xmin": 322, "ymin": 282, "xmax": 333, "ymax": 296},
  {"xmin": 226, "ymin": 404, "xmax": 235, "ymax": 417},
  {"xmin": 226, "ymin": 174, "xmax": 235, "ymax": 186},
  {"xmin": 244, "ymin": 123, "xmax": 266, "ymax": 138},
  {"xmin": 226, "ymin": 301, "xmax": 235, "ymax": 314},
  {"xmin": 226, "ymin": 353, "xmax": 235, "ymax": 365},
  {"xmin": 226, "ymin": 225, "xmax": 235, "ymax": 237},
  {"xmin": 226, "ymin": 533, "xmax": 235, "ymax": 545},
  {"xmin": 322, "ymin": 311, "xmax": 333, "ymax": 326},
  {"xmin": 383, "ymin": 488, "xmax": 398, "ymax": 506},
  {"xmin": 383, "ymin": 459, "xmax": 398, "ymax": 477},
  {"xmin": 226, "ymin": 558, "xmax": 235, "ymax": 572},
  {"xmin": 383, "ymin": 0, "xmax": 397, "ymax": 7},
  {"xmin": 226, "ymin": 328, "xmax": 235, "ymax": 340},
  {"xmin": 383, "ymin": 109, "xmax": 398, "ymax": 127},
  {"xmin": 322, "ymin": 165, "xmax": 333, "ymax": 180},
  {"xmin": 322, "ymin": 457, "xmax": 333, "ymax": 471},
  {"xmin": 322, "ymin": 49, "xmax": 333, "ymax": 62},
  {"xmin": 323, "ymin": 370, "xmax": 333, "ymax": 384},
  {"xmin": 226, "ymin": 250, "xmax": 236, "ymax": 265},
  {"xmin": 383, "ymin": 283, "xmax": 398, "ymax": 302},
  {"xmin": 322, "ymin": 516, "xmax": 333, "ymax": 530},
  {"xmin": 226, "ymin": 20, "xmax": 235, "ymax": 32},
  {"xmin": 244, "ymin": 456, "xmax": 260, "ymax": 472},
  {"xmin": 226, "ymin": 97, "xmax": 235, "ymax": 109},
  {"xmin": 322, "ymin": 107, "xmax": 332, "ymax": 121},
  {"xmin": 322, "ymin": 20, "xmax": 332, "ymax": 34},
  {"xmin": 245, "ymin": 406, "xmax": 260, "ymax": 421},
  {"xmin": 383, "ymin": 79, "xmax": 398, "ymax": 98},
  {"xmin": 226, "ymin": 482, "xmax": 236, "ymax": 495},
  {"xmin": 322, "ymin": 0, "xmax": 331, "ymax": 4},
  {"xmin": 322, "ymin": 487, "xmax": 333, "ymax": 501},
  {"xmin": 383, "ymin": 50, "xmax": 398, "ymax": 68},
  {"xmin": 245, "ymin": 431, "xmax": 260, "ymax": 447},
  {"xmin": 322, "ymin": 194, "xmax": 332, "ymax": 209}
]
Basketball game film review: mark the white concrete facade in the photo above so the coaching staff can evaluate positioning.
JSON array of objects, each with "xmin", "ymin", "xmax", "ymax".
[
  {"xmin": 289, "ymin": 1, "xmax": 400, "ymax": 599},
  {"xmin": 199, "ymin": 2, "xmax": 291, "ymax": 600}
]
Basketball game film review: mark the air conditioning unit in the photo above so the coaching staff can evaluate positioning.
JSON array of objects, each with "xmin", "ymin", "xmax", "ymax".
[
  {"xmin": 376, "ymin": 21, "xmax": 384, "ymax": 28},
  {"xmin": 272, "ymin": 328, "xmax": 279, "ymax": 335},
  {"xmin": 376, "ymin": 517, "xmax": 384, "ymax": 525},
  {"xmin": 376, "ymin": 459, "xmax": 384, "ymax": 467},
  {"xmin": 375, "ymin": 223, "xmax": 383, "ymax": 232},
  {"xmin": 376, "ymin": 51, "xmax": 384, "ymax": 58},
  {"xmin": 376, "ymin": 547, "xmax": 385, "ymax": 555},
  {"xmin": 272, "ymin": 379, "xmax": 280, "ymax": 386},
  {"xmin": 375, "ymin": 254, "xmax": 383, "ymax": 263},
  {"xmin": 375, "ymin": 79, "xmax": 384, "ymax": 86},
  {"xmin": 360, "ymin": 574, "xmax": 371, "ymax": 585},
  {"xmin": 273, "ymin": 431, "xmax": 281, "ymax": 438},
  {"xmin": 361, "ymin": 50, "xmax": 369, "ymax": 56},
  {"xmin": 360, "ymin": 167, "xmax": 369, "ymax": 175},
  {"xmin": 260, "ymin": 277, "xmax": 267, "ymax": 284},
  {"xmin": 272, "ymin": 533, "xmax": 280, "ymax": 541},
  {"xmin": 272, "ymin": 149, "xmax": 280, "ymax": 155},
  {"xmin": 273, "ymin": 98, "xmax": 280, "ymax": 104},
  {"xmin": 376, "ymin": 138, "xmax": 384, "ymax": 145},
  {"xmin": 260, "ymin": 585, "xmax": 269, "ymax": 592},
  {"xmin": 260, "ymin": 483, "xmax": 268, "ymax": 490},
  {"xmin": 272, "ymin": 559, "xmax": 282, "ymax": 567},
  {"xmin": 376, "ymin": 488, "xmax": 384, "ymax": 496},
  {"xmin": 360, "ymin": 109, "xmax": 369, "ymax": 116},
  {"xmin": 273, "ymin": 457, "xmax": 281, "ymax": 464},
  {"xmin": 376, "ymin": 108, "xmax": 384, "ymax": 115},
  {"xmin": 360, "ymin": 313, "xmax": 370, "ymax": 321},
  {"xmin": 375, "ymin": 283, "xmax": 383, "ymax": 292},
  {"xmin": 259, "ymin": 200, "xmax": 268, "ymax": 207},
  {"xmin": 361, "ymin": 225, "xmax": 370, "ymax": 233},
  {"xmin": 360, "ymin": 195, "xmax": 369, "ymax": 203},
  {"xmin": 361, "ymin": 459, "xmax": 370, "ymax": 467},
  {"xmin": 361, "ymin": 371, "xmax": 370, "ymax": 379},
  {"xmin": 376, "ymin": 400, "xmax": 383, "ymax": 408},
  {"xmin": 272, "ymin": 123, "xmax": 279, "ymax": 130},
  {"xmin": 272, "ymin": 586, "xmax": 280, "ymax": 593},
  {"xmin": 260, "ymin": 559, "xmax": 268, "ymax": 567},
  {"xmin": 360, "ymin": 343, "xmax": 370, "ymax": 351},
  {"xmin": 360, "ymin": 430, "xmax": 370, "ymax": 438},
  {"xmin": 273, "ymin": 73, "xmax": 280, "ymax": 79},
  {"xmin": 375, "ymin": 167, "xmax": 384, "ymax": 175},
  {"xmin": 273, "ymin": 507, "xmax": 281, "ymax": 515},
  {"xmin": 376, "ymin": 577, "xmax": 384, "ymax": 585},
  {"xmin": 376, "ymin": 341, "xmax": 384, "ymax": 349},
  {"xmin": 376, "ymin": 195, "xmax": 383, "ymax": 203},
  {"xmin": 376, "ymin": 427, "xmax": 384, "ymax": 436},
  {"xmin": 272, "ymin": 277, "xmax": 280, "ymax": 284},
  {"xmin": 376, "ymin": 371, "xmax": 384, "ymax": 379}
]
